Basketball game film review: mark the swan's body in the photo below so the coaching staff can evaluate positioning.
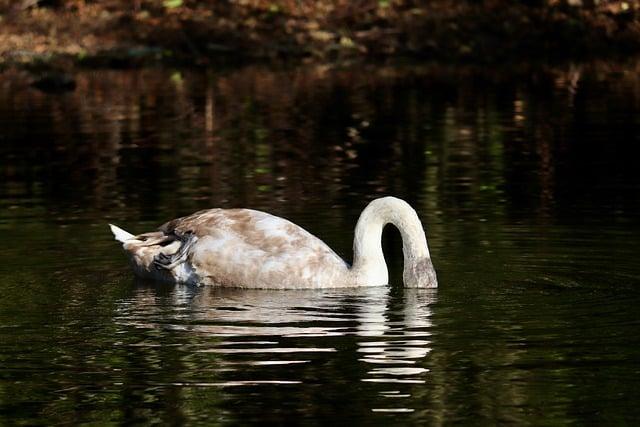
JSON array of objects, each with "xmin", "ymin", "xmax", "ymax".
[{"xmin": 109, "ymin": 197, "xmax": 437, "ymax": 289}]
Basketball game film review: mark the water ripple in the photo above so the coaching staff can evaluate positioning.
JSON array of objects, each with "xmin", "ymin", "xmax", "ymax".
[{"xmin": 110, "ymin": 283, "xmax": 438, "ymax": 407}]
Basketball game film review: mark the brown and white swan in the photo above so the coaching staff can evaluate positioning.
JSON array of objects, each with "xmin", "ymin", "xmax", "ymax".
[{"xmin": 109, "ymin": 196, "xmax": 437, "ymax": 289}]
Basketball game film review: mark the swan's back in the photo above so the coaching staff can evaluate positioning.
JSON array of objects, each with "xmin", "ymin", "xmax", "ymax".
[{"xmin": 134, "ymin": 208, "xmax": 350, "ymax": 288}]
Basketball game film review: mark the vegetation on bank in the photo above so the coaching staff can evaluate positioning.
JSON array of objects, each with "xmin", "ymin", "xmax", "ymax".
[{"xmin": 1, "ymin": 0, "xmax": 639, "ymax": 69}]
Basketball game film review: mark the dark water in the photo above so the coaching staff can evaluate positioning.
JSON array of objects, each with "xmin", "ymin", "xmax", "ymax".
[{"xmin": 1, "ymin": 62, "xmax": 640, "ymax": 425}]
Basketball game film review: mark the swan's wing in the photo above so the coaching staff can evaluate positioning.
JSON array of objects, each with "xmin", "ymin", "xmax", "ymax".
[
  {"xmin": 160, "ymin": 208, "xmax": 342, "ymax": 260},
  {"xmin": 158, "ymin": 208, "xmax": 222, "ymax": 236},
  {"xmin": 161, "ymin": 208, "xmax": 349, "ymax": 288}
]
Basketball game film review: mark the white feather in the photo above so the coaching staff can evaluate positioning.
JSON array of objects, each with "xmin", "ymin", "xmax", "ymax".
[{"xmin": 109, "ymin": 224, "xmax": 135, "ymax": 243}]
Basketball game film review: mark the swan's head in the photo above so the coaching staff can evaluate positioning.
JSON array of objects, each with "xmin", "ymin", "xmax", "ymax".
[{"xmin": 404, "ymin": 257, "xmax": 438, "ymax": 288}]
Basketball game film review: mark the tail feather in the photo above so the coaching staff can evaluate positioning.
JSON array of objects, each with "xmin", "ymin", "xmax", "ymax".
[{"xmin": 109, "ymin": 224, "xmax": 135, "ymax": 243}]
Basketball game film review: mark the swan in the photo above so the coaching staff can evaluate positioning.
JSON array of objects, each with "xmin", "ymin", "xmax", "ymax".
[{"xmin": 109, "ymin": 196, "xmax": 437, "ymax": 289}]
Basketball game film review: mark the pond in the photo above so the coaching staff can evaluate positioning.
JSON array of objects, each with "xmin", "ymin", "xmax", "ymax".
[{"xmin": 1, "ymin": 62, "xmax": 639, "ymax": 424}]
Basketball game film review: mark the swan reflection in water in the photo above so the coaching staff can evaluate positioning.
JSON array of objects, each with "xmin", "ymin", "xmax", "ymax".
[{"xmin": 114, "ymin": 280, "xmax": 436, "ymax": 409}]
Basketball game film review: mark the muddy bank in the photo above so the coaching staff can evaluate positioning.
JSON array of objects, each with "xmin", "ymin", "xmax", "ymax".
[{"xmin": 1, "ymin": 0, "xmax": 639, "ymax": 70}]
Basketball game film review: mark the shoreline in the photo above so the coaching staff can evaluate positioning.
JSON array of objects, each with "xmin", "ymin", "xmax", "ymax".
[{"xmin": 1, "ymin": 1, "xmax": 639, "ymax": 72}]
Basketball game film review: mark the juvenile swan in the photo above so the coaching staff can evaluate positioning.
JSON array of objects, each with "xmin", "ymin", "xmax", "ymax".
[{"xmin": 109, "ymin": 196, "xmax": 437, "ymax": 289}]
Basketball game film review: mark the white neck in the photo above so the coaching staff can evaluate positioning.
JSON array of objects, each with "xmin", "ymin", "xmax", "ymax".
[{"xmin": 350, "ymin": 197, "xmax": 431, "ymax": 286}]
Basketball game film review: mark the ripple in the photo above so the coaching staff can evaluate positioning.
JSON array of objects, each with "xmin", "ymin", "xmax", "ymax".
[
  {"xmin": 368, "ymin": 367, "xmax": 428, "ymax": 376},
  {"xmin": 245, "ymin": 360, "xmax": 310, "ymax": 366},
  {"xmin": 108, "ymin": 284, "xmax": 437, "ymax": 396},
  {"xmin": 380, "ymin": 392, "xmax": 411, "ymax": 398},
  {"xmin": 197, "ymin": 347, "xmax": 336, "ymax": 354},
  {"xmin": 164, "ymin": 381, "xmax": 301, "ymax": 387},
  {"xmin": 362, "ymin": 379, "xmax": 426, "ymax": 384}
]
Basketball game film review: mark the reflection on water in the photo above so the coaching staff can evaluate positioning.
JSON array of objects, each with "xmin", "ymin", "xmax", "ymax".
[
  {"xmin": 108, "ymin": 283, "xmax": 438, "ymax": 420},
  {"xmin": 117, "ymin": 284, "xmax": 434, "ymax": 385},
  {"xmin": 3, "ymin": 62, "xmax": 640, "ymax": 229},
  {"xmin": 1, "ymin": 61, "xmax": 640, "ymax": 424}
]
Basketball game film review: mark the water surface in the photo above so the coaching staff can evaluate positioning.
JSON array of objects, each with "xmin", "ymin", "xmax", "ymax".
[{"xmin": 1, "ymin": 62, "xmax": 640, "ymax": 424}]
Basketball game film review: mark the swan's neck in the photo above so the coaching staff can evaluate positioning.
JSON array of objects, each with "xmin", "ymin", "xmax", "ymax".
[{"xmin": 351, "ymin": 197, "xmax": 435, "ymax": 288}]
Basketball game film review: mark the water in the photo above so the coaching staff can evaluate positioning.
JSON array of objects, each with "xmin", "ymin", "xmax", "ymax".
[{"xmin": 1, "ymin": 62, "xmax": 640, "ymax": 424}]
